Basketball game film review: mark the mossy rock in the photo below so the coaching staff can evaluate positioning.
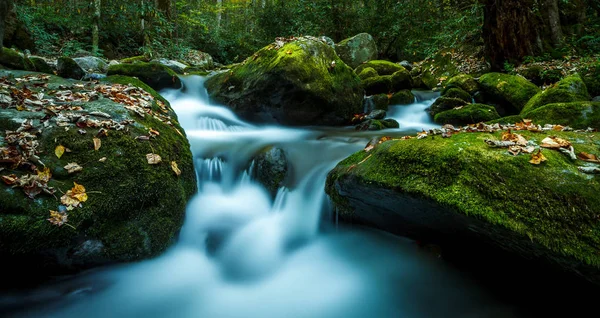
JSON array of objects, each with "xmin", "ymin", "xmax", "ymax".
[
  {"xmin": 204, "ymin": 37, "xmax": 363, "ymax": 126},
  {"xmin": 371, "ymin": 94, "xmax": 389, "ymax": 110},
  {"xmin": 0, "ymin": 70, "xmax": 196, "ymax": 276},
  {"xmin": 358, "ymin": 67, "xmax": 378, "ymax": 81},
  {"xmin": 107, "ymin": 62, "xmax": 182, "ymax": 91},
  {"xmin": 580, "ymin": 62, "xmax": 600, "ymax": 97},
  {"xmin": 487, "ymin": 115, "xmax": 524, "ymax": 125},
  {"xmin": 523, "ymin": 102, "xmax": 600, "ymax": 129},
  {"xmin": 442, "ymin": 87, "xmax": 472, "ymax": 103},
  {"xmin": 445, "ymin": 73, "xmax": 479, "ymax": 95},
  {"xmin": 516, "ymin": 65, "xmax": 562, "ymax": 86},
  {"xmin": 363, "ymin": 75, "xmax": 392, "ymax": 96},
  {"xmin": 57, "ymin": 57, "xmax": 85, "ymax": 80},
  {"xmin": 478, "ymin": 73, "xmax": 541, "ymax": 114},
  {"xmin": 326, "ymin": 130, "xmax": 600, "ymax": 286},
  {"xmin": 522, "ymin": 74, "xmax": 590, "ymax": 114},
  {"xmin": 390, "ymin": 69, "xmax": 412, "ymax": 91},
  {"xmin": 416, "ymin": 50, "xmax": 459, "ymax": 89},
  {"xmin": 252, "ymin": 147, "xmax": 288, "ymax": 198},
  {"xmin": 434, "ymin": 104, "xmax": 500, "ymax": 125},
  {"xmin": 0, "ymin": 47, "xmax": 25, "ymax": 70},
  {"xmin": 29, "ymin": 56, "xmax": 54, "ymax": 74},
  {"xmin": 389, "ymin": 90, "xmax": 415, "ymax": 105},
  {"xmin": 356, "ymin": 118, "xmax": 399, "ymax": 131},
  {"xmin": 335, "ymin": 33, "xmax": 378, "ymax": 69},
  {"xmin": 120, "ymin": 56, "xmax": 150, "ymax": 64},
  {"xmin": 427, "ymin": 97, "xmax": 468, "ymax": 116},
  {"xmin": 355, "ymin": 60, "xmax": 405, "ymax": 76}
]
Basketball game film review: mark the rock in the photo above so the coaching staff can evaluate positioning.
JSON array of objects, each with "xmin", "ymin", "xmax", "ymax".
[
  {"xmin": 445, "ymin": 73, "xmax": 479, "ymax": 95},
  {"xmin": 366, "ymin": 109, "xmax": 386, "ymax": 120},
  {"xmin": 390, "ymin": 69, "xmax": 412, "ymax": 91},
  {"xmin": 120, "ymin": 56, "xmax": 149, "ymax": 64},
  {"xmin": 356, "ymin": 118, "xmax": 399, "ymax": 131},
  {"xmin": 326, "ymin": 130, "xmax": 600, "ymax": 286},
  {"xmin": 478, "ymin": 73, "xmax": 540, "ymax": 114},
  {"xmin": 184, "ymin": 50, "xmax": 214, "ymax": 69},
  {"xmin": 29, "ymin": 56, "xmax": 54, "ymax": 74},
  {"xmin": 108, "ymin": 60, "xmax": 120, "ymax": 67},
  {"xmin": 399, "ymin": 61, "xmax": 413, "ymax": 71},
  {"xmin": 516, "ymin": 65, "xmax": 562, "ymax": 86},
  {"xmin": 442, "ymin": 87, "xmax": 472, "ymax": 103},
  {"xmin": 252, "ymin": 147, "xmax": 288, "ymax": 197},
  {"xmin": 413, "ymin": 50, "xmax": 460, "ymax": 89},
  {"xmin": 57, "ymin": 57, "xmax": 86, "ymax": 80},
  {"xmin": 521, "ymin": 74, "xmax": 590, "ymax": 114},
  {"xmin": 371, "ymin": 94, "xmax": 389, "ymax": 110},
  {"xmin": 0, "ymin": 47, "xmax": 25, "ymax": 70},
  {"xmin": 355, "ymin": 60, "xmax": 405, "ymax": 76},
  {"xmin": 204, "ymin": 37, "xmax": 363, "ymax": 126},
  {"xmin": 151, "ymin": 58, "xmax": 189, "ymax": 74},
  {"xmin": 363, "ymin": 75, "xmax": 392, "ymax": 96},
  {"xmin": 358, "ymin": 67, "xmax": 378, "ymax": 81},
  {"xmin": 434, "ymin": 103, "xmax": 500, "ymax": 125},
  {"xmin": 0, "ymin": 70, "xmax": 196, "ymax": 276},
  {"xmin": 427, "ymin": 97, "xmax": 468, "ymax": 116},
  {"xmin": 3, "ymin": 9, "xmax": 35, "ymax": 51},
  {"xmin": 389, "ymin": 90, "xmax": 415, "ymax": 105},
  {"xmin": 524, "ymin": 102, "xmax": 600, "ymax": 129},
  {"xmin": 335, "ymin": 33, "xmax": 378, "ymax": 69},
  {"xmin": 83, "ymin": 73, "xmax": 107, "ymax": 81},
  {"xmin": 74, "ymin": 56, "xmax": 109, "ymax": 73},
  {"xmin": 107, "ymin": 62, "xmax": 182, "ymax": 91},
  {"xmin": 593, "ymin": 96, "xmax": 600, "ymax": 102},
  {"xmin": 580, "ymin": 62, "xmax": 600, "ymax": 97},
  {"xmin": 319, "ymin": 36, "xmax": 335, "ymax": 48}
]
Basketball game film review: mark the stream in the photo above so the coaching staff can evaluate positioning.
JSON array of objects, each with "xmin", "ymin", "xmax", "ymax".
[{"xmin": 2, "ymin": 76, "xmax": 590, "ymax": 317}]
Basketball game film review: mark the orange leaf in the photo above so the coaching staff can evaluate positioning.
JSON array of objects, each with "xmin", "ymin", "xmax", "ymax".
[
  {"xmin": 577, "ymin": 152, "xmax": 600, "ymax": 163},
  {"xmin": 93, "ymin": 138, "xmax": 101, "ymax": 151},
  {"xmin": 529, "ymin": 149, "xmax": 547, "ymax": 165}
]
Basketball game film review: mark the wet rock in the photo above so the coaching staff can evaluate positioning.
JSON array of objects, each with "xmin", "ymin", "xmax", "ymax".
[
  {"xmin": 399, "ymin": 61, "xmax": 413, "ymax": 71},
  {"xmin": 335, "ymin": 33, "xmax": 378, "ymax": 69},
  {"xmin": 57, "ymin": 56, "xmax": 86, "ymax": 80},
  {"xmin": 366, "ymin": 109, "xmax": 386, "ymax": 120},
  {"xmin": 253, "ymin": 147, "xmax": 288, "ymax": 197},
  {"xmin": 107, "ymin": 62, "xmax": 182, "ymax": 91},
  {"xmin": 151, "ymin": 58, "xmax": 189, "ymax": 74},
  {"xmin": 74, "ymin": 56, "xmax": 109, "ymax": 73},
  {"xmin": 390, "ymin": 90, "xmax": 415, "ymax": 105}
]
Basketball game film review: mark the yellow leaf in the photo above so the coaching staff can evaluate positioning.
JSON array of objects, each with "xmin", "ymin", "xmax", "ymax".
[
  {"xmin": 47, "ymin": 210, "xmax": 68, "ymax": 226},
  {"xmin": 529, "ymin": 149, "xmax": 547, "ymax": 165},
  {"xmin": 146, "ymin": 153, "xmax": 162, "ymax": 165},
  {"xmin": 55, "ymin": 145, "xmax": 66, "ymax": 158},
  {"xmin": 37, "ymin": 167, "xmax": 52, "ymax": 183},
  {"xmin": 16, "ymin": 104, "xmax": 26, "ymax": 111},
  {"xmin": 64, "ymin": 162, "xmax": 83, "ymax": 174},
  {"xmin": 171, "ymin": 161, "xmax": 181, "ymax": 176},
  {"xmin": 93, "ymin": 138, "xmax": 101, "ymax": 151}
]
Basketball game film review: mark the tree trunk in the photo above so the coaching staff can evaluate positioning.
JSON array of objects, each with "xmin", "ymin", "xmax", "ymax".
[
  {"xmin": 92, "ymin": 0, "xmax": 100, "ymax": 54},
  {"xmin": 0, "ymin": 0, "xmax": 14, "ymax": 49},
  {"xmin": 216, "ymin": 0, "xmax": 222, "ymax": 33},
  {"xmin": 482, "ymin": 0, "xmax": 540, "ymax": 71},
  {"xmin": 155, "ymin": 0, "xmax": 171, "ymax": 20},
  {"xmin": 544, "ymin": 0, "xmax": 563, "ymax": 47}
]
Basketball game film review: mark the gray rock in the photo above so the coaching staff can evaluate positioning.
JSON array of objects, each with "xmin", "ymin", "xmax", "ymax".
[
  {"xmin": 320, "ymin": 36, "xmax": 335, "ymax": 48},
  {"xmin": 399, "ymin": 61, "xmax": 413, "ymax": 71},
  {"xmin": 592, "ymin": 96, "xmax": 600, "ymax": 102},
  {"xmin": 57, "ymin": 57, "xmax": 85, "ymax": 80},
  {"xmin": 74, "ymin": 56, "xmax": 108, "ymax": 73},
  {"xmin": 184, "ymin": 50, "xmax": 214, "ymax": 69},
  {"xmin": 253, "ymin": 147, "xmax": 288, "ymax": 197},
  {"xmin": 151, "ymin": 58, "xmax": 189, "ymax": 74},
  {"xmin": 366, "ymin": 109, "xmax": 386, "ymax": 120},
  {"xmin": 335, "ymin": 33, "xmax": 378, "ymax": 69}
]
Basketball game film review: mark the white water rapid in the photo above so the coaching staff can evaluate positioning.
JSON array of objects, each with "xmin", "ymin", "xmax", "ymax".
[{"xmin": 0, "ymin": 77, "xmax": 520, "ymax": 318}]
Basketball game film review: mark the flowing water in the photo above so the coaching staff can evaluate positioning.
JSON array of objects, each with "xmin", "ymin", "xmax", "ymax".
[{"xmin": 0, "ymin": 77, "xmax": 547, "ymax": 317}]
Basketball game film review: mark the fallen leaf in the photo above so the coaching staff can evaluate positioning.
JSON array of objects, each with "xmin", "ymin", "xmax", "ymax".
[
  {"xmin": 55, "ymin": 145, "xmax": 66, "ymax": 158},
  {"xmin": 64, "ymin": 162, "xmax": 83, "ymax": 174},
  {"xmin": 61, "ymin": 182, "xmax": 88, "ymax": 207},
  {"xmin": 578, "ymin": 152, "xmax": 600, "ymax": 163},
  {"xmin": 146, "ymin": 153, "xmax": 162, "ymax": 165},
  {"xmin": 171, "ymin": 161, "xmax": 181, "ymax": 176},
  {"xmin": 47, "ymin": 210, "xmax": 68, "ymax": 226},
  {"xmin": 98, "ymin": 157, "xmax": 107, "ymax": 162},
  {"xmin": 37, "ymin": 167, "xmax": 52, "ymax": 182},
  {"xmin": 1, "ymin": 174, "xmax": 18, "ymax": 185},
  {"xmin": 541, "ymin": 136, "xmax": 571, "ymax": 149},
  {"xmin": 149, "ymin": 128, "xmax": 160, "ymax": 136},
  {"xmin": 93, "ymin": 138, "xmax": 101, "ymax": 151},
  {"xmin": 529, "ymin": 149, "xmax": 547, "ymax": 165}
]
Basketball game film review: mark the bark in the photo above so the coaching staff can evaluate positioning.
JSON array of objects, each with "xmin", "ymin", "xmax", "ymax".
[
  {"xmin": 544, "ymin": 0, "xmax": 563, "ymax": 47},
  {"xmin": 155, "ymin": 0, "xmax": 171, "ymax": 20},
  {"xmin": 216, "ymin": 0, "xmax": 222, "ymax": 33},
  {"xmin": 482, "ymin": 0, "xmax": 540, "ymax": 71},
  {"xmin": 92, "ymin": 0, "xmax": 100, "ymax": 54},
  {"xmin": 0, "ymin": 0, "xmax": 13, "ymax": 49}
]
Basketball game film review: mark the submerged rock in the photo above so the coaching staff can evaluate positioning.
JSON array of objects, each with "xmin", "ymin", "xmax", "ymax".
[
  {"xmin": 521, "ymin": 74, "xmax": 590, "ymax": 114},
  {"xmin": 204, "ymin": 37, "xmax": 363, "ymax": 126},
  {"xmin": 335, "ymin": 33, "xmax": 378, "ymax": 69},
  {"xmin": 107, "ymin": 62, "xmax": 182, "ymax": 91},
  {"xmin": 0, "ymin": 70, "xmax": 196, "ymax": 276},
  {"xmin": 326, "ymin": 130, "xmax": 600, "ymax": 285}
]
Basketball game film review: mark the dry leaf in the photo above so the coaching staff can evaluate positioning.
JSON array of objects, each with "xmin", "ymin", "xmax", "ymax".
[
  {"xmin": 98, "ymin": 157, "xmax": 107, "ymax": 162},
  {"xmin": 171, "ymin": 161, "xmax": 181, "ymax": 176},
  {"xmin": 55, "ymin": 145, "xmax": 66, "ymax": 158},
  {"xmin": 529, "ymin": 149, "xmax": 547, "ymax": 165},
  {"xmin": 146, "ymin": 153, "xmax": 162, "ymax": 165},
  {"xmin": 149, "ymin": 128, "xmax": 160, "ymax": 136},
  {"xmin": 2, "ymin": 174, "xmax": 18, "ymax": 185},
  {"xmin": 578, "ymin": 152, "xmax": 600, "ymax": 163},
  {"xmin": 61, "ymin": 182, "xmax": 88, "ymax": 207},
  {"xmin": 64, "ymin": 162, "xmax": 83, "ymax": 174},
  {"xmin": 541, "ymin": 136, "xmax": 571, "ymax": 149},
  {"xmin": 93, "ymin": 138, "xmax": 101, "ymax": 151},
  {"xmin": 47, "ymin": 210, "xmax": 68, "ymax": 226},
  {"xmin": 37, "ymin": 167, "xmax": 52, "ymax": 183}
]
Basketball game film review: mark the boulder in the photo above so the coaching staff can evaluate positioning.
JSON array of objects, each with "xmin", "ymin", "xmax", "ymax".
[
  {"xmin": 252, "ymin": 147, "xmax": 288, "ymax": 197},
  {"xmin": 390, "ymin": 69, "xmax": 412, "ymax": 91},
  {"xmin": 389, "ymin": 90, "xmax": 415, "ymax": 105},
  {"xmin": 107, "ymin": 62, "xmax": 182, "ymax": 91},
  {"xmin": 427, "ymin": 97, "xmax": 468, "ymax": 116},
  {"xmin": 355, "ymin": 118, "xmax": 399, "ymax": 131},
  {"xmin": 478, "ymin": 73, "xmax": 540, "ymax": 114},
  {"xmin": 0, "ymin": 47, "xmax": 25, "ymax": 70},
  {"xmin": 445, "ymin": 73, "xmax": 479, "ymax": 95},
  {"xmin": 580, "ymin": 62, "xmax": 600, "ymax": 97},
  {"xmin": 184, "ymin": 50, "xmax": 214, "ymax": 69},
  {"xmin": 355, "ymin": 60, "xmax": 405, "ymax": 76},
  {"xmin": 335, "ymin": 33, "xmax": 378, "ymax": 69},
  {"xmin": 204, "ymin": 37, "xmax": 363, "ymax": 126},
  {"xmin": 524, "ymin": 102, "xmax": 600, "ymax": 129},
  {"xmin": 0, "ymin": 70, "xmax": 196, "ymax": 276},
  {"xmin": 516, "ymin": 65, "xmax": 562, "ymax": 86},
  {"xmin": 434, "ymin": 104, "xmax": 500, "ymax": 125},
  {"xmin": 399, "ymin": 61, "xmax": 413, "ymax": 71},
  {"xmin": 442, "ymin": 87, "xmax": 472, "ymax": 103},
  {"xmin": 521, "ymin": 74, "xmax": 590, "ymax": 114},
  {"xmin": 413, "ymin": 50, "xmax": 460, "ymax": 89},
  {"xmin": 74, "ymin": 56, "xmax": 109, "ymax": 73},
  {"xmin": 370, "ymin": 94, "xmax": 389, "ymax": 111},
  {"xmin": 363, "ymin": 76, "xmax": 392, "ymax": 96},
  {"xmin": 358, "ymin": 67, "xmax": 378, "ymax": 81},
  {"xmin": 326, "ymin": 130, "xmax": 600, "ymax": 286},
  {"xmin": 151, "ymin": 58, "xmax": 189, "ymax": 74},
  {"xmin": 29, "ymin": 56, "xmax": 54, "ymax": 74},
  {"xmin": 366, "ymin": 109, "xmax": 386, "ymax": 120},
  {"xmin": 57, "ymin": 57, "xmax": 86, "ymax": 80},
  {"xmin": 3, "ymin": 9, "xmax": 35, "ymax": 51}
]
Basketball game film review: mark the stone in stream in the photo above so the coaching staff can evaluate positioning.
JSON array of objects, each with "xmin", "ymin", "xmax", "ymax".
[
  {"xmin": 477, "ymin": 72, "xmax": 540, "ymax": 115},
  {"xmin": 252, "ymin": 147, "xmax": 288, "ymax": 197},
  {"xmin": 107, "ymin": 62, "xmax": 182, "ymax": 91},
  {"xmin": 334, "ymin": 33, "xmax": 378, "ymax": 69},
  {"xmin": 74, "ymin": 56, "xmax": 109, "ymax": 73},
  {"xmin": 433, "ymin": 103, "xmax": 500, "ymax": 125}
]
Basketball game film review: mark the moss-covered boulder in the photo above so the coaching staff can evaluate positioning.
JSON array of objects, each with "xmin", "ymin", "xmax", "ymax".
[
  {"xmin": 445, "ymin": 74, "xmax": 479, "ymax": 95},
  {"xmin": 391, "ymin": 69, "xmax": 412, "ymax": 91},
  {"xmin": 355, "ymin": 60, "xmax": 405, "ymax": 76},
  {"xmin": 389, "ymin": 90, "xmax": 415, "ymax": 105},
  {"xmin": 29, "ymin": 56, "xmax": 54, "ymax": 74},
  {"xmin": 442, "ymin": 87, "xmax": 472, "ymax": 103},
  {"xmin": 0, "ymin": 47, "xmax": 26, "ymax": 70},
  {"xmin": 516, "ymin": 65, "xmax": 562, "ymax": 86},
  {"xmin": 57, "ymin": 57, "xmax": 86, "ymax": 80},
  {"xmin": 522, "ymin": 74, "xmax": 590, "ymax": 114},
  {"xmin": 120, "ymin": 56, "xmax": 149, "ymax": 64},
  {"xmin": 358, "ymin": 67, "xmax": 378, "ymax": 81},
  {"xmin": 478, "ymin": 73, "xmax": 541, "ymax": 114},
  {"xmin": 356, "ymin": 118, "xmax": 399, "ymax": 131},
  {"xmin": 371, "ymin": 94, "xmax": 389, "ymax": 110},
  {"xmin": 74, "ymin": 56, "xmax": 109, "ymax": 73},
  {"xmin": 414, "ymin": 50, "xmax": 459, "ymax": 89},
  {"xmin": 326, "ymin": 130, "xmax": 600, "ymax": 285},
  {"xmin": 523, "ymin": 102, "xmax": 600, "ymax": 129},
  {"xmin": 107, "ymin": 62, "xmax": 182, "ymax": 91},
  {"xmin": 335, "ymin": 33, "xmax": 378, "ymax": 69},
  {"xmin": 427, "ymin": 97, "xmax": 468, "ymax": 116},
  {"xmin": 363, "ymin": 75, "xmax": 392, "ymax": 96},
  {"xmin": 0, "ymin": 70, "xmax": 196, "ymax": 276},
  {"xmin": 580, "ymin": 62, "xmax": 600, "ymax": 97},
  {"xmin": 434, "ymin": 104, "xmax": 500, "ymax": 125},
  {"xmin": 204, "ymin": 37, "xmax": 362, "ymax": 126}
]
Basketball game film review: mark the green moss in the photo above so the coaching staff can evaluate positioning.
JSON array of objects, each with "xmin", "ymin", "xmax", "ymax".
[
  {"xmin": 29, "ymin": 56, "xmax": 54, "ymax": 74},
  {"xmin": 479, "ymin": 73, "xmax": 541, "ymax": 114},
  {"xmin": 442, "ymin": 87, "xmax": 472, "ymax": 103},
  {"xmin": 522, "ymin": 74, "xmax": 590, "ymax": 114},
  {"xmin": 363, "ymin": 75, "xmax": 392, "ymax": 95},
  {"xmin": 524, "ymin": 101, "xmax": 600, "ymax": 129},
  {"xmin": 487, "ymin": 115, "xmax": 524, "ymax": 125},
  {"xmin": 0, "ymin": 47, "xmax": 25, "ymax": 70},
  {"xmin": 445, "ymin": 73, "xmax": 479, "ymax": 94},
  {"xmin": 391, "ymin": 69, "xmax": 412, "ymax": 91},
  {"xmin": 580, "ymin": 62, "xmax": 600, "ymax": 97},
  {"xmin": 358, "ymin": 67, "xmax": 378, "ymax": 80},
  {"xmin": 428, "ymin": 97, "xmax": 468, "ymax": 116},
  {"xmin": 434, "ymin": 103, "xmax": 500, "ymax": 125},
  {"xmin": 356, "ymin": 118, "xmax": 399, "ymax": 131},
  {"xmin": 389, "ymin": 90, "xmax": 415, "ymax": 105},
  {"xmin": 121, "ymin": 56, "xmax": 149, "ymax": 64},
  {"xmin": 355, "ymin": 60, "xmax": 405, "ymax": 76},
  {"xmin": 417, "ymin": 50, "xmax": 459, "ymax": 89},
  {"xmin": 107, "ymin": 62, "xmax": 181, "ymax": 91},
  {"xmin": 371, "ymin": 94, "xmax": 389, "ymax": 110},
  {"xmin": 381, "ymin": 118, "xmax": 400, "ymax": 128},
  {"xmin": 327, "ymin": 130, "xmax": 600, "ymax": 269},
  {"xmin": 102, "ymin": 75, "xmax": 173, "ymax": 117}
]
